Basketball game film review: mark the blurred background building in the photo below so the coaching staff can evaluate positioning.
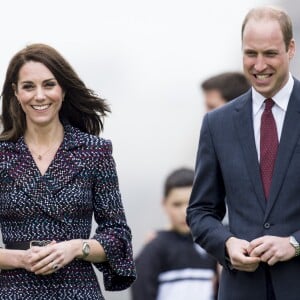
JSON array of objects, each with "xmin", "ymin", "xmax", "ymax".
[{"xmin": 0, "ymin": 0, "xmax": 299, "ymax": 299}]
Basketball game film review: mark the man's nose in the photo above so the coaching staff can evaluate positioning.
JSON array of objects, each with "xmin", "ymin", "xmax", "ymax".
[{"xmin": 254, "ymin": 55, "xmax": 267, "ymax": 72}]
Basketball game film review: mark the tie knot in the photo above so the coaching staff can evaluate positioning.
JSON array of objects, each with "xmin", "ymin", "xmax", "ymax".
[{"xmin": 264, "ymin": 98, "xmax": 274, "ymax": 111}]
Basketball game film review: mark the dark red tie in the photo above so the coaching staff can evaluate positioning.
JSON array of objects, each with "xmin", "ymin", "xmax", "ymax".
[{"xmin": 260, "ymin": 98, "xmax": 278, "ymax": 200}]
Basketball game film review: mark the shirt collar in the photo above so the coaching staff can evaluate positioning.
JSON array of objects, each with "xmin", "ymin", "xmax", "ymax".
[{"xmin": 252, "ymin": 73, "xmax": 294, "ymax": 115}]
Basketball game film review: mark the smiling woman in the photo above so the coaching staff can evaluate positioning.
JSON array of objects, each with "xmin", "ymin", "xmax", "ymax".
[
  {"xmin": 0, "ymin": 43, "xmax": 136, "ymax": 300},
  {"xmin": 12, "ymin": 61, "xmax": 65, "ymax": 172},
  {"xmin": 13, "ymin": 61, "xmax": 65, "ymax": 130}
]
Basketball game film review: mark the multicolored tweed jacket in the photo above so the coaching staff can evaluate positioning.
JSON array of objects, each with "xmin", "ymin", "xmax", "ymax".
[{"xmin": 0, "ymin": 124, "xmax": 136, "ymax": 299}]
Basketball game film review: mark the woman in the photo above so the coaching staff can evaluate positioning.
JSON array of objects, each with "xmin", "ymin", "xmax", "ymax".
[{"xmin": 0, "ymin": 43, "xmax": 136, "ymax": 299}]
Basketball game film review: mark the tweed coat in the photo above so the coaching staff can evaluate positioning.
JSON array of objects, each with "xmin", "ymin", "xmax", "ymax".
[{"xmin": 0, "ymin": 124, "xmax": 136, "ymax": 299}]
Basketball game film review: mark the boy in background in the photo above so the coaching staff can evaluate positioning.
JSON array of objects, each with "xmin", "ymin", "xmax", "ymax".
[{"xmin": 131, "ymin": 168, "xmax": 217, "ymax": 300}]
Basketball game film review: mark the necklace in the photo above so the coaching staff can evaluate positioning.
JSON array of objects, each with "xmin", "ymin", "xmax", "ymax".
[
  {"xmin": 25, "ymin": 125, "xmax": 64, "ymax": 161},
  {"xmin": 29, "ymin": 143, "xmax": 60, "ymax": 161}
]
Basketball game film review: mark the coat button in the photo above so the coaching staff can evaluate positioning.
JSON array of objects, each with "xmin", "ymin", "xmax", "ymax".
[{"xmin": 264, "ymin": 222, "xmax": 271, "ymax": 229}]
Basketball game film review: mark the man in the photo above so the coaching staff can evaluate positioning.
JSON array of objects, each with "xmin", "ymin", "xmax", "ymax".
[
  {"xmin": 187, "ymin": 6, "xmax": 300, "ymax": 300},
  {"xmin": 201, "ymin": 72, "xmax": 250, "ymax": 111}
]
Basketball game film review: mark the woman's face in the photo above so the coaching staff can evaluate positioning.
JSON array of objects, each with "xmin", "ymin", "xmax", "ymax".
[{"xmin": 14, "ymin": 61, "xmax": 64, "ymax": 129}]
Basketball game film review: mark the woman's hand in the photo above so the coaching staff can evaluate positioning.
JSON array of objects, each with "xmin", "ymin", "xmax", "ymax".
[{"xmin": 28, "ymin": 240, "xmax": 81, "ymax": 275}]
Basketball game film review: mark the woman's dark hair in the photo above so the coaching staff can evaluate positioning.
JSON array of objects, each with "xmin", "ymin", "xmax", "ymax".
[
  {"xmin": 0, "ymin": 43, "xmax": 110, "ymax": 141},
  {"xmin": 164, "ymin": 167, "xmax": 194, "ymax": 198}
]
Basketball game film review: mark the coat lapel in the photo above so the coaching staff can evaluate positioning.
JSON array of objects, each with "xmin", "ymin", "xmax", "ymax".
[
  {"xmin": 8, "ymin": 125, "xmax": 85, "ymax": 223},
  {"xmin": 233, "ymin": 91, "xmax": 266, "ymax": 211},
  {"xmin": 8, "ymin": 137, "xmax": 40, "ymax": 193},
  {"xmin": 265, "ymin": 79, "xmax": 300, "ymax": 217}
]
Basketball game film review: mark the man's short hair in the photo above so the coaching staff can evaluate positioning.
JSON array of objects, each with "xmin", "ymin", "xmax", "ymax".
[{"xmin": 201, "ymin": 72, "xmax": 250, "ymax": 103}]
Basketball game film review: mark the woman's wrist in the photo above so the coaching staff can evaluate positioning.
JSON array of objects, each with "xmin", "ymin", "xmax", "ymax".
[
  {"xmin": 68, "ymin": 239, "xmax": 106, "ymax": 262},
  {"xmin": 0, "ymin": 249, "xmax": 26, "ymax": 270},
  {"xmin": 70, "ymin": 239, "xmax": 85, "ymax": 259}
]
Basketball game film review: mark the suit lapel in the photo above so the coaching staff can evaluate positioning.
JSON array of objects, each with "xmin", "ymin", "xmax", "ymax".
[
  {"xmin": 233, "ymin": 91, "xmax": 266, "ymax": 211},
  {"xmin": 265, "ymin": 79, "xmax": 300, "ymax": 217}
]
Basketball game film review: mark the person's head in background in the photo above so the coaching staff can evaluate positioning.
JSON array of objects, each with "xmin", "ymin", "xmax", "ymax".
[
  {"xmin": 201, "ymin": 72, "xmax": 250, "ymax": 111},
  {"xmin": 162, "ymin": 167, "xmax": 194, "ymax": 234}
]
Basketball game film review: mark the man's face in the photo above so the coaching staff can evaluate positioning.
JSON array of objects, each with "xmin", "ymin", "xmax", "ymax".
[
  {"xmin": 204, "ymin": 89, "xmax": 226, "ymax": 111},
  {"xmin": 242, "ymin": 18, "xmax": 295, "ymax": 98}
]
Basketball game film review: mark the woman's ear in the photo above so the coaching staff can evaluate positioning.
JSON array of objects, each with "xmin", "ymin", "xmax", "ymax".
[
  {"xmin": 62, "ymin": 90, "xmax": 66, "ymax": 101},
  {"xmin": 12, "ymin": 83, "xmax": 21, "ymax": 105},
  {"xmin": 12, "ymin": 83, "xmax": 18, "ymax": 98}
]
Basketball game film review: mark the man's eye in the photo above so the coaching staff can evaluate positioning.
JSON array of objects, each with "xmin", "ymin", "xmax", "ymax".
[
  {"xmin": 266, "ymin": 53, "xmax": 277, "ymax": 57},
  {"xmin": 245, "ymin": 52, "xmax": 256, "ymax": 57}
]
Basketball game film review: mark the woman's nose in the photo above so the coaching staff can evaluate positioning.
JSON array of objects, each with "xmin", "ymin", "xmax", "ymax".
[{"xmin": 34, "ymin": 87, "xmax": 46, "ymax": 101}]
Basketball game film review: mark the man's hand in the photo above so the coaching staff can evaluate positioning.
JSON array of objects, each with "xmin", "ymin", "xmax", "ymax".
[
  {"xmin": 247, "ymin": 235, "xmax": 296, "ymax": 266},
  {"xmin": 226, "ymin": 237, "xmax": 260, "ymax": 272}
]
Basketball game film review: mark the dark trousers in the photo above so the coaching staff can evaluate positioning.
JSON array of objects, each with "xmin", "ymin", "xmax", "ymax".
[{"xmin": 265, "ymin": 265, "xmax": 276, "ymax": 300}]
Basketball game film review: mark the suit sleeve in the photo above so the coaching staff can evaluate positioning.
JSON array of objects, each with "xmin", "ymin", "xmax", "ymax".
[
  {"xmin": 187, "ymin": 114, "xmax": 233, "ymax": 267},
  {"xmin": 131, "ymin": 236, "xmax": 162, "ymax": 300},
  {"xmin": 91, "ymin": 139, "xmax": 136, "ymax": 290}
]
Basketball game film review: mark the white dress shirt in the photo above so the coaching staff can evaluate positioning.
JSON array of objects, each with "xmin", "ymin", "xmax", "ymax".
[{"xmin": 252, "ymin": 73, "xmax": 294, "ymax": 161}]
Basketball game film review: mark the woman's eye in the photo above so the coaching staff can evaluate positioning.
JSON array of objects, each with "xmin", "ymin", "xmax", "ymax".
[
  {"xmin": 45, "ymin": 81, "xmax": 56, "ymax": 88},
  {"xmin": 22, "ymin": 84, "xmax": 34, "ymax": 90}
]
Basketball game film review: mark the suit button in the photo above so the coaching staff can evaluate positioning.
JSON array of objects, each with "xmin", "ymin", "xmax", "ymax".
[{"xmin": 264, "ymin": 222, "xmax": 271, "ymax": 229}]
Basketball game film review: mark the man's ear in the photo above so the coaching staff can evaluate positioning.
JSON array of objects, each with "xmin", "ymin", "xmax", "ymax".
[{"xmin": 288, "ymin": 38, "xmax": 296, "ymax": 60}]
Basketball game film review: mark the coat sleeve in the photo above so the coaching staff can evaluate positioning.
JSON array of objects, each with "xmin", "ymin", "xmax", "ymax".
[
  {"xmin": 131, "ymin": 235, "xmax": 162, "ymax": 300},
  {"xmin": 187, "ymin": 113, "xmax": 233, "ymax": 267},
  {"xmin": 91, "ymin": 139, "xmax": 136, "ymax": 290}
]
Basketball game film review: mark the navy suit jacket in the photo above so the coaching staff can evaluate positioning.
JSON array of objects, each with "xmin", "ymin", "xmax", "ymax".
[{"xmin": 187, "ymin": 78, "xmax": 300, "ymax": 300}]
